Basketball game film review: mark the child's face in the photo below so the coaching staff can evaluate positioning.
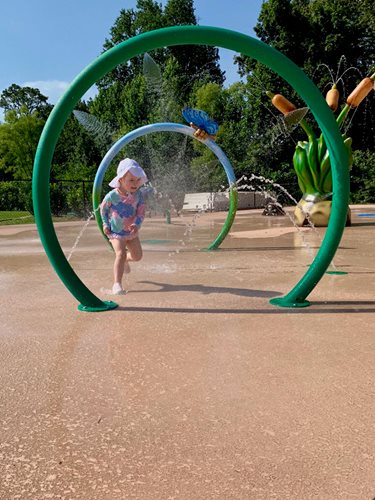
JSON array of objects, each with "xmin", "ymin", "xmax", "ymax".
[{"xmin": 120, "ymin": 172, "xmax": 141, "ymax": 193}]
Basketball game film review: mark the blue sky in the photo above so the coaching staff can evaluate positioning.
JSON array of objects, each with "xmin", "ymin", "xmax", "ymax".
[{"xmin": 0, "ymin": 0, "xmax": 264, "ymax": 119}]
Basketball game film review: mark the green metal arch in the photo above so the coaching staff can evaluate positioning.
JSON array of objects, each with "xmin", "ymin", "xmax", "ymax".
[{"xmin": 32, "ymin": 25, "xmax": 349, "ymax": 311}]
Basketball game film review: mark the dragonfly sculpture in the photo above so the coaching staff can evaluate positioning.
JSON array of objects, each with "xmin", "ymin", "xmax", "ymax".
[{"xmin": 182, "ymin": 107, "xmax": 219, "ymax": 141}]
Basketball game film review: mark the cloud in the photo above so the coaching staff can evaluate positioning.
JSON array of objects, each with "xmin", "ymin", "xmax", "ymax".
[
  {"xmin": 22, "ymin": 80, "xmax": 69, "ymax": 103},
  {"xmin": 22, "ymin": 80, "xmax": 97, "ymax": 104}
]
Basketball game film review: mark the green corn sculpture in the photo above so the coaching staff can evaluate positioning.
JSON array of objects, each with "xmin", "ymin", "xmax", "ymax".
[{"xmin": 267, "ymin": 70, "xmax": 374, "ymax": 226}]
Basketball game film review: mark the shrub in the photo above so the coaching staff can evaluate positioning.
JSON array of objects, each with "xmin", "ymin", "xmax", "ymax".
[{"xmin": 0, "ymin": 181, "xmax": 27, "ymax": 211}]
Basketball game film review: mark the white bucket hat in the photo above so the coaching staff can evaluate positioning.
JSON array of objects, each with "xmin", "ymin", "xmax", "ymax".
[{"xmin": 109, "ymin": 158, "xmax": 148, "ymax": 188}]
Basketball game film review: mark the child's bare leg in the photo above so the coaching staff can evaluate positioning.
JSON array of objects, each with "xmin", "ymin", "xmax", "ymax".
[
  {"xmin": 125, "ymin": 236, "xmax": 143, "ymax": 264},
  {"xmin": 110, "ymin": 238, "xmax": 127, "ymax": 285}
]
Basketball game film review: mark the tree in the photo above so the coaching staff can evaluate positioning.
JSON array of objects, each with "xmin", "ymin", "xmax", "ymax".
[
  {"xmin": 0, "ymin": 83, "xmax": 106, "ymax": 215},
  {"xmin": 98, "ymin": 1, "xmax": 165, "ymax": 90},
  {"xmin": 53, "ymin": 115, "xmax": 103, "ymax": 181},
  {"xmin": 163, "ymin": 0, "xmax": 224, "ymax": 101},
  {"xmin": 231, "ymin": 0, "xmax": 374, "ymax": 200},
  {"xmin": 0, "ymin": 84, "xmax": 52, "ymax": 119},
  {"xmin": 94, "ymin": 0, "xmax": 224, "ymax": 127},
  {"xmin": 236, "ymin": 0, "xmax": 375, "ymax": 150},
  {"xmin": 0, "ymin": 110, "xmax": 45, "ymax": 180},
  {"xmin": 350, "ymin": 149, "xmax": 375, "ymax": 203}
]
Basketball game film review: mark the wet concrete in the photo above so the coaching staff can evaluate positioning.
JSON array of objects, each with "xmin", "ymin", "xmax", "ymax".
[{"xmin": 1, "ymin": 207, "xmax": 375, "ymax": 499}]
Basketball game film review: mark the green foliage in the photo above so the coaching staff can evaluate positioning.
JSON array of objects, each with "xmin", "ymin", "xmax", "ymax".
[
  {"xmin": 190, "ymin": 158, "xmax": 225, "ymax": 192},
  {"xmin": 0, "ymin": 182, "xmax": 25, "ymax": 210},
  {"xmin": 47, "ymin": 183, "xmax": 69, "ymax": 216},
  {"xmin": 95, "ymin": 0, "xmax": 223, "ymax": 108},
  {"xmin": 193, "ymin": 83, "xmax": 223, "ymax": 119},
  {"xmin": 88, "ymin": 83, "xmax": 125, "ymax": 130},
  {"xmin": 73, "ymin": 110, "xmax": 114, "ymax": 151},
  {"xmin": 350, "ymin": 149, "xmax": 375, "ymax": 203},
  {"xmin": 121, "ymin": 74, "xmax": 149, "ymax": 128},
  {"xmin": 163, "ymin": 0, "xmax": 196, "ymax": 25},
  {"xmin": 0, "ymin": 180, "xmax": 68, "ymax": 215},
  {"xmin": 185, "ymin": 83, "xmax": 222, "ymax": 190},
  {"xmin": 0, "ymin": 111, "xmax": 45, "ymax": 179},
  {"xmin": 188, "ymin": 82, "xmax": 266, "ymax": 191},
  {"xmin": 0, "ymin": 211, "xmax": 35, "ymax": 225},
  {"xmin": 219, "ymin": 83, "xmax": 256, "ymax": 172},
  {"xmin": 65, "ymin": 184, "xmax": 88, "ymax": 216},
  {"xmin": 143, "ymin": 53, "xmax": 163, "ymax": 94},
  {"xmin": 53, "ymin": 112, "xmax": 103, "ymax": 180},
  {"xmin": 0, "ymin": 84, "xmax": 52, "ymax": 119}
]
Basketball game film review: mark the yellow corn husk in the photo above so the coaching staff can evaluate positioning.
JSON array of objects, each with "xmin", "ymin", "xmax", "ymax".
[
  {"xmin": 326, "ymin": 85, "xmax": 339, "ymax": 111},
  {"xmin": 346, "ymin": 76, "xmax": 374, "ymax": 108}
]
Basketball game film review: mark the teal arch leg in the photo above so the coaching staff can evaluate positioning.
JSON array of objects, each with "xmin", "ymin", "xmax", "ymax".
[{"xmin": 206, "ymin": 188, "xmax": 238, "ymax": 251}]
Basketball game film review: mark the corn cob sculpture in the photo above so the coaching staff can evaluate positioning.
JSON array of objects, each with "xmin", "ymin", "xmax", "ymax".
[{"xmin": 267, "ymin": 71, "xmax": 374, "ymax": 226}]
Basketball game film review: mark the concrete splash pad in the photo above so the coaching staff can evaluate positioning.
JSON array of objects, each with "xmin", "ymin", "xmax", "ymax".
[{"xmin": 1, "ymin": 207, "xmax": 375, "ymax": 499}]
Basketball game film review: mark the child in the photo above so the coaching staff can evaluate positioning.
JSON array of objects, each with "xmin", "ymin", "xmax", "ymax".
[{"xmin": 100, "ymin": 158, "xmax": 148, "ymax": 295}]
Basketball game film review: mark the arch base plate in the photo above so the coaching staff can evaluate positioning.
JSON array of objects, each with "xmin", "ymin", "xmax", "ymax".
[
  {"xmin": 269, "ymin": 297, "xmax": 310, "ymax": 308},
  {"xmin": 78, "ymin": 300, "xmax": 119, "ymax": 312}
]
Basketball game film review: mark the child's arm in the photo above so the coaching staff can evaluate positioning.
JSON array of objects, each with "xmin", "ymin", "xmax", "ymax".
[
  {"xmin": 134, "ymin": 192, "xmax": 146, "ymax": 228},
  {"xmin": 100, "ymin": 196, "xmax": 111, "ymax": 233},
  {"xmin": 128, "ymin": 192, "xmax": 146, "ymax": 236}
]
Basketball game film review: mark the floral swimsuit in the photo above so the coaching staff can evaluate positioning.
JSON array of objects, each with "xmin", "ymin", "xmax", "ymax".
[{"xmin": 100, "ymin": 189, "xmax": 145, "ymax": 240}]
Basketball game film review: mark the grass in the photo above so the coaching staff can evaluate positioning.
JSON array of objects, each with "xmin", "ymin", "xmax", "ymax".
[
  {"xmin": 0, "ymin": 211, "xmax": 83, "ymax": 226},
  {"xmin": 0, "ymin": 211, "xmax": 34, "ymax": 225}
]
